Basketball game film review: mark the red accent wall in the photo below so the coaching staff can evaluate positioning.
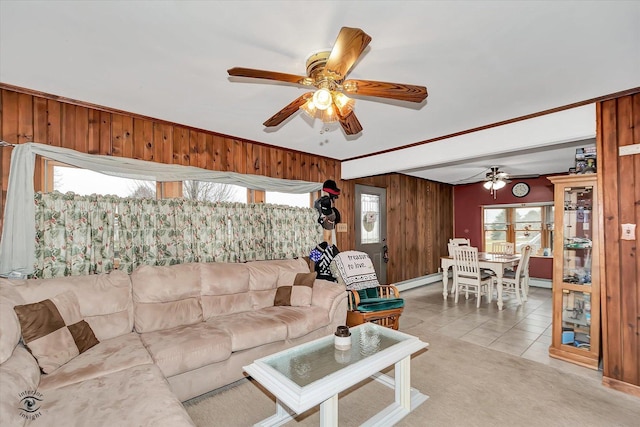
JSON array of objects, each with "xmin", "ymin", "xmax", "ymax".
[{"xmin": 453, "ymin": 175, "xmax": 558, "ymax": 279}]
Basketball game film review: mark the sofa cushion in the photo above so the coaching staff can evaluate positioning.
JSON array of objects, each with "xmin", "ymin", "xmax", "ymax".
[
  {"xmin": 213, "ymin": 311, "xmax": 288, "ymax": 352},
  {"xmin": 131, "ymin": 263, "xmax": 203, "ymax": 333},
  {"xmin": 140, "ymin": 322, "xmax": 232, "ymax": 378},
  {"xmin": 2, "ymin": 271, "xmax": 133, "ymax": 342},
  {"xmin": 274, "ymin": 270, "xmax": 315, "ymax": 307},
  {"xmin": 246, "ymin": 262, "xmax": 281, "ymax": 292},
  {"xmin": 356, "ymin": 297, "xmax": 405, "ymax": 312},
  {"xmin": 39, "ymin": 364, "xmax": 195, "ymax": 427},
  {"xmin": 0, "ymin": 345, "xmax": 41, "ymax": 427},
  {"xmin": 13, "ymin": 291, "xmax": 99, "ymax": 374},
  {"xmin": 200, "ymin": 262, "xmax": 253, "ymax": 320},
  {"xmin": 247, "ymin": 258, "xmax": 310, "ymax": 310},
  {"xmin": 356, "ymin": 287, "xmax": 380, "ymax": 300},
  {"xmin": 0, "ymin": 284, "xmax": 25, "ymax": 364},
  {"xmin": 260, "ymin": 306, "xmax": 329, "ymax": 339},
  {"xmin": 38, "ymin": 332, "xmax": 153, "ymax": 391}
]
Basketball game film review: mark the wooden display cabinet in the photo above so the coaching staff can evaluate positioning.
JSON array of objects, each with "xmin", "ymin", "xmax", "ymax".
[{"xmin": 547, "ymin": 174, "xmax": 600, "ymax": 369}]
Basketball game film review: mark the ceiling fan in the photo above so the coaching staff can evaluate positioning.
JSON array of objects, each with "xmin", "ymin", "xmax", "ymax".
[
  {"xmin": 227, "ymin": 27, "xmax": 428, "ymax": 135},
  {"xmin": 484, "ymin": 167, "xmax": 510, "ymax": 187},
  {"xmin": 483, "ymin": 167, "xmax": 510, "ymax": 198},
  {"xmin": 483, "ymin": 166, "xmax": 540, "ymax": 198}
]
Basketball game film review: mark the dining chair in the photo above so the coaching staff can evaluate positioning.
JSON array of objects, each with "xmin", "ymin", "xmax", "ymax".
[
  {"xmin": 446, "ymin": 238, "xmax": 472, "ymax": 294},
  {"xmin": 498, "ymin": 244, "xmax": 533, "ymax": 305},
  {"xmin": 452, "ymin": 246, "xmax": 493, "ymax": 308},
  {"xmin": 491, "ymin": 241, "xmax": 515, "ymax": 255},
  {"xmin": 448, "ymin": 237, "xmax": 471, "ymax": 256}
]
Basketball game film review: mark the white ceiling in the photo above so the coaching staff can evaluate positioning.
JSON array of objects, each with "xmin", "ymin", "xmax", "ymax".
[{"xmin": 1, "ymin": 1, "xmax": 638, "ymax": 184}]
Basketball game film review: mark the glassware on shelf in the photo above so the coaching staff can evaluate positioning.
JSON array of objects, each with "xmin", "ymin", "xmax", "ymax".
[{"xmin": 562, "ymin": 185, "xmax": 594, "ymax": 286}]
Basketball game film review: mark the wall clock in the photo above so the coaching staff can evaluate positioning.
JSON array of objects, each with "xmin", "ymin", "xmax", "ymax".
[{"xmin": 512, "ymin": 182, "xmax": 530, "ymax": 198}]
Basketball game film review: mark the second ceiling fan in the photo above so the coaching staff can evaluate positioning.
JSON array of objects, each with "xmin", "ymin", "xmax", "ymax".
[{"xmin": 227, "ymin": 27, "xmax": 428, "ymax": 135}]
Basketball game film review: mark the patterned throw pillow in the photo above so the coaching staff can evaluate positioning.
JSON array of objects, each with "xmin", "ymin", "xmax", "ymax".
[
  {"xmin": 274, "ymin": 270, "xmax": 316, "ymax": 307},
  {"xmin": 13, "ymin": 291, "xmax": 99, "ymax": 374},
  {"xmin": 314, "ymin": 242, "xmax": 340, "ymax": 282}
]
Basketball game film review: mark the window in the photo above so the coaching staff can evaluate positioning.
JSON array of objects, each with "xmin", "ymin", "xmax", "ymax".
[
  {"xmin": 183, "ymin": 180, "xmax": 246, "ymax": 203},
  {"xmin": 483, "ymin": 208, "xmax": 508, "ymax": 250},
  {"xmin": 514, "ymin": 207, "xmax": 542, "ymax": 252},
  {"xmin": 360, "ymin": 193, "xmax": 381, "ymax": 244},
  {"xmin": 265, "ymin": 191, "xmax": 311, "ymax": 208},
  {"xmin": 49, "ymin": 161, "xmax": 156, "ymax": 198},
  {"xmin": 483, "ymin": 203, "xmax": 554, "ymax": 256},
  {"xmin": 45, "ymin": 162, "xmax": 250, "ymax": 203}
]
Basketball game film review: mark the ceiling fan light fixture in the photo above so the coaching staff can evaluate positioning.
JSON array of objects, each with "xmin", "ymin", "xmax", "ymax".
[
  {"xmin": 300, "ymin": 98, "xmax": 317, "ymax": 118},
  {"xmin": 493, "ymin": 179, "xmax": 506, "ymax": 190},
  {"xmin": 320, "ymin": 104, "xmax": 338, "ymax": 123},
  {"xmin": 332, "ymin": 91, "xmax": 355, "ymax": 116},
  {"xmin": 312, "ymin": 88, "xmax": 332, "ymax": 110},
  {"xmin": 483, "ymin": 178, "xmax": 507, "ymax": 191},
  {"xmin": 483, "ymin": 166, "xmax": 508, "ymax": 198}
]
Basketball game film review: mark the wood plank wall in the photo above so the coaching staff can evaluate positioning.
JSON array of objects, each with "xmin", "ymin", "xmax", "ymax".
[
  {"xmin": 0, "ymin": 86, "xmax": 340, "ymax": 227},
  {"xmin": 0, "ymin": 85, "xmax": 454, "ymax": 284},
  {"xmin": 598, "ymin": 92, "xmax": 640, "ymax": 397},
  {"xmin": 339, "ymin": 174, "xmax": 454, "ymax": 284}
]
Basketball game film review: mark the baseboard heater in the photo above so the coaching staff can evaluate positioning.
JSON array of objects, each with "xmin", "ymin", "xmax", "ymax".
[{"xmin": 395, "ymin": 273, "xmax": 551, "ymax": 292}]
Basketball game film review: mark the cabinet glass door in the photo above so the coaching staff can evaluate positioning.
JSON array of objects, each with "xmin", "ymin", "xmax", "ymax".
[
  {"xmin": 562, "ymin": 185, "xmax": 593, "ymax": 286},
  {"xmin": 561, "ymin": 290, "xmax": 591, "ymax": 351}
]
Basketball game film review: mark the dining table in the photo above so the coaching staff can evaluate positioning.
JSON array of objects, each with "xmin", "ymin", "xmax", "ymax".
[{"xmin": 440, "ymin": 252, "xmax": 521, "ymax": 310}]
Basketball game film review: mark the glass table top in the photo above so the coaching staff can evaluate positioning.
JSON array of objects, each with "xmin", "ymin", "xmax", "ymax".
[{"xmin": 262, "ymin": 323, "xmax": 409, "ymax": 387}]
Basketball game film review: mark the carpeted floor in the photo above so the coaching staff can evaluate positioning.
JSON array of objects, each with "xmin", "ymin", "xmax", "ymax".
[{"xmin": 184, "ymin": 322, "xmax": 640, "ymax": 426}]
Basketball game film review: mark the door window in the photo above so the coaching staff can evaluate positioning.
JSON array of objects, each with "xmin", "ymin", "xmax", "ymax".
[{"xmin": 360, "ymin": 193, "xmax": 380, "ymax": 244}]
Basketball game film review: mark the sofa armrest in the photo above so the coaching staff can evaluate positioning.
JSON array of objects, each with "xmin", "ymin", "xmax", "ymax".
[{"xmin": 311, "ymin": 279, "xmax": 346, "ymax": 312}]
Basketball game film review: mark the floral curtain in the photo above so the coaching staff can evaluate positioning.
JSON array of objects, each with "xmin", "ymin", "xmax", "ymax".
[
  {"xmin": 265, "ymin": 204, "xmax": 321, "ymax": 261},
  {"xmin": 34, "ymin": 192, "xmax": 322, "ymax": 277},
  {"xmin": 0, "ymin": 142, "xmax": 322, "ymax": 277},
  {"xmin": 34, "ymin": 192, "xmax": 117, "ymax": 278}
]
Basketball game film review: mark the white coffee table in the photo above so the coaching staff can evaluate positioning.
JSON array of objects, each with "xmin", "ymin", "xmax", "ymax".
[{"xmin": 243, "ymin": 323, "xmax": 429, "ymax": 427}]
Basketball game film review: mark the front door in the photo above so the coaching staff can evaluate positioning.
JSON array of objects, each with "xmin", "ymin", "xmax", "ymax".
[{"xmin": 355, "ymin": 184, "xmax": 387, "ymax": 283}]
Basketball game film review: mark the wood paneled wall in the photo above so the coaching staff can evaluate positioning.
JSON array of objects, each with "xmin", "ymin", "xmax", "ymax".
[
  {"xmin": 598, "ymin": 92, "xmax": 640, "ymax": 397},
  {"xmin": 0, "ymin": 86, "xmax": 340, "ymax": 226},
  {"xmin": 0, "ymin": 88, "xmax": 340, "ymax": 181},
  {"xmin": 0, "ymin": 85, "xmax": 455, "ymax": 284},
  {"xmin": 340, "ymin": 174, "xmax": 454, "ymax": 284}
]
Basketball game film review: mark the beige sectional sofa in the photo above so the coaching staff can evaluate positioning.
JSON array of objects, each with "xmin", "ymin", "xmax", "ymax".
[{"xmin": 0, "ymin": 258, "xmax": 347, "ymax": 426}]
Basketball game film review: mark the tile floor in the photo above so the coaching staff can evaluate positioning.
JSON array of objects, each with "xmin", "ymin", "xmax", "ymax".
[{"xmin": 399, "ymin": 281, "xmax": 602, "ymax": 381}]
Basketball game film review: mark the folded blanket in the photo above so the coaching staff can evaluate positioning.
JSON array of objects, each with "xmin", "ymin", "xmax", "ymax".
[{"xmin": 331, "ymin": 251, "xmax": 380, "ymax": 291}]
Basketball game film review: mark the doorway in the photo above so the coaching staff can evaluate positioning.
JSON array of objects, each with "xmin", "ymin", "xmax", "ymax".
[{"xmin": 355, "ymin": 184, "xmax": 387, "ymax": 283}]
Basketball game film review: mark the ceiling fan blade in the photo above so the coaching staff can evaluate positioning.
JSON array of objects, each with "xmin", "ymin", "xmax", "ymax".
[
  {"xmin": 343, "ymin": 79, "xmax": 428, "ymax": 103},
  {"xmin": 338, "ymin": 110, "xmax": 363, "ymax": 135},
  {"xmin": 325, "ymin": 27, "xmax": 372, "ymax": 80},
  {"xmin": 263, "ymin": 92, "xmax": 313, "ymax": 127},
  {"xmin": 227, "ymin": 67, "xmax": 309, "ymax": 86}
]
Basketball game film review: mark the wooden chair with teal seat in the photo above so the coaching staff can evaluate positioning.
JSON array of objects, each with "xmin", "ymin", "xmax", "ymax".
[{"xmin": 330, "ymin": 250, "xmax": 404, "ymax": 330}]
